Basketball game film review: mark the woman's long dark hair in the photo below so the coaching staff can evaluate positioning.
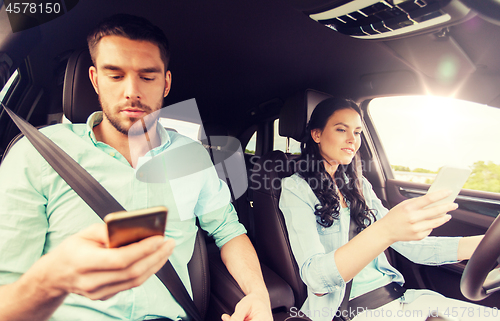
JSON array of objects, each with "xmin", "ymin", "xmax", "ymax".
[{"xmin": 297, "ymin": 98, "xmax": 376, "ymax": 231}]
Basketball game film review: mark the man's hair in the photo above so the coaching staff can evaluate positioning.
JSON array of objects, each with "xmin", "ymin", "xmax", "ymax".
[{"xmin": 87, "ymin": 14, "xmax": 170, "ymax": 71}]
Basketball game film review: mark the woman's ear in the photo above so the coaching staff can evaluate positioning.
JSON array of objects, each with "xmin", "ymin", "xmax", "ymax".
[{"xmin": 311, "ymin": 129, "xmax": 321, "ymax": 144}]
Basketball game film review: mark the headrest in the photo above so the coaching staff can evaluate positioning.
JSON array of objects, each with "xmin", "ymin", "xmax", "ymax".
[
  {"xmin": 278, "ymin": 89, "xmax": 332, "ymax": 142},
  {"xmin": 198, "ymin": 122, "xmax": 229, "ymax": 146},
  {"xmin": 62, "ymin": 49, "xmax": 100, "ymax": 123}
]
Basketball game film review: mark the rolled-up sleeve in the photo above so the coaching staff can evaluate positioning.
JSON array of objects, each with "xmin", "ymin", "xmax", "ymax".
[
  {"xmin": 194, "ymin": 147, "xmax": 246, "ymax": 248},
  {"xmin": 0, "ymin": 138, "xmax": 48, "ymax": 285},
  {"xmin": 279, "ymin": 176, "xmax": 346, "ymax": 294}
]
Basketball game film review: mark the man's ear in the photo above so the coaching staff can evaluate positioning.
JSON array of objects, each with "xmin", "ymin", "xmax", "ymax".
[
  {"xmin": 164, "ymin": 70, "xmax": 172, "ymax": 97},
  {"xmin": 311, "ymin": 129, "xmax": 321, "ymax": 144},
  {"xmin": 89, "ymin": 66, "xmax": 99, "ymax": 95}
]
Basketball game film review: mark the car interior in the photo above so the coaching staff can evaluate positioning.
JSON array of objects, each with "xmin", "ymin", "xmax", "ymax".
[{"xmin": 1, "ymin": 0, "xmax": 500, "ymax": 320}]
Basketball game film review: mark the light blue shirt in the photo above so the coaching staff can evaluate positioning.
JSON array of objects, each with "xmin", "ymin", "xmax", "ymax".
[
  {"xmin": 0, "ymin": 112, "xmax": 246, "ymax": 321},
  {"xmin": 279, "ymin": 173, "xmax": 461, "ymax": 321},
  {"xmin": 336, "ymin": 207, "xmax": 392, "ymax": 300}
]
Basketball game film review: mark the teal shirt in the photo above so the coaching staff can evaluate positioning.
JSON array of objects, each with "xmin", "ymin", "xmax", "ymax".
[
  {"xmin": 0, "ymin": 112, "xmax": 246, "ymax": 321},
  {"xmin": 338, "ymin": 207, "xmax": 392, "ymax": 300}
]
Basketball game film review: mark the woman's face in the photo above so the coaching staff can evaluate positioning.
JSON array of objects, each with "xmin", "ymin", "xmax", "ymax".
[{"xmin": 311, "ymin": 108, "xmax": 362, "ymax": 169}]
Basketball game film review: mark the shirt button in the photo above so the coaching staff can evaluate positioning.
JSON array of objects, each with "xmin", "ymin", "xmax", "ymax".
[
  {"xmin": 139, "ymin": 172, "xmax": 144, "ymax": 178},
  {"xmin": 109, "ymin": 152, "xmax": 115, "ymax": 157},
  {"xmin": 322, "ymin": 227, "xmax": 325, "ymax": 231}
]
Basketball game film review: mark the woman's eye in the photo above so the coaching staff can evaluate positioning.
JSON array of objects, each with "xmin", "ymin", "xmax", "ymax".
[
  {"xmin": 336, "ymin": 128, "xmax": 345, "ymax": 132},
  {"xmin": 355, "ymin": 131, "xmax": 362, "ymax": 136}
]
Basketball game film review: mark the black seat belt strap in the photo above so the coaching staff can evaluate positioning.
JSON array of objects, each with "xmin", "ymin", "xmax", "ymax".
[
  {"xmin": 336, "ymin": 215, "xmax": 358, "ymax": 321},
  {"xmin": 2, "ymin": 104, "xmax": 202, "ymax": 321}
]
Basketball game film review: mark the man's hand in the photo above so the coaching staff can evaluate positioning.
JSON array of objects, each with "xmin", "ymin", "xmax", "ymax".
[
  {"xmin": 0, "ymin": 223, "xmax": 174, "ymax": 321},
  {"xmin": 219, "ymin": 234, "xmax": 273, "ymax": 321},
  {"xmin": 221, "ymin": 292, "xmax": 273, "ymax": 321},
  {"xmin": 33, "ymin": 223, "xmax": 175, "ymax": 300}
]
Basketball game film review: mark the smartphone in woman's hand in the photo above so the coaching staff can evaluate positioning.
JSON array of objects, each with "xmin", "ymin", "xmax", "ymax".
[{"xmin": 424, "ymin": 166, "xmax": 471, "ymax": 209}]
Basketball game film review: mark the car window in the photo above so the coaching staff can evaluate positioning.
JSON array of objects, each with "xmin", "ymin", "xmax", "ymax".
[
  {"xmin": 158, "ymin": 118, "xmax": 201, "ymax": 142},
  {"xmin": 368, "ymin": 96, "xmax": 500, "ymax": 193},
  {"xmin": 273, "ymin": 119, "xmax": 300, "ymax": 154},
  {"xmin": 245, "ymin": 131, "xmax": 256, "ymax": 155},
  {"xmin": 0, "ymin": 70, "xmax": 19, "ymax": 103}
]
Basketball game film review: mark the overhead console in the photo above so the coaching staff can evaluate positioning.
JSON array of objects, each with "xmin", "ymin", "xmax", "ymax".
[{"xmin": 292, "ymin": 0, "xmax": 474, "ymax": 40}]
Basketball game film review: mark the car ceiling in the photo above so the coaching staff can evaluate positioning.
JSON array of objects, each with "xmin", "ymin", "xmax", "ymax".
[{"xmin": 1, "ymin": 0, "xmax": 500, "ymax": 135}]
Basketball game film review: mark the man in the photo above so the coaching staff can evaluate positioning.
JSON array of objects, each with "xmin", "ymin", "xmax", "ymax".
[{"xmin": 0, "ymin": 14, "xmax": 272, "ymax": 321}]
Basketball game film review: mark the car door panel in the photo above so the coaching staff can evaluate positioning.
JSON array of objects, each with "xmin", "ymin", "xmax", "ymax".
[{"xmin": 385, "ymin": 178, "xmax": 500, "ymax": 308}]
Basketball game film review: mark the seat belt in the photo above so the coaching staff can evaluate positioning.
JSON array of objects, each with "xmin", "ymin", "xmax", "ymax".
[
  {"xmin": 2, "ymin": 104, "xmax": 203, "ymax": 321},
  {"xmin": 335, "ymin": 214, "xmax": 358, "ymax": 321}
]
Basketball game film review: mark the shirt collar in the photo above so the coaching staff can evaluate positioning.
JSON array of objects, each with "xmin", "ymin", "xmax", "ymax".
[
  {"xmin": 86, "ymin": 111, "xmax": 103, "ymax": 144},
  {"xmin": 85, "ymin": 111, "xmax": 172, "ymax": 152}
]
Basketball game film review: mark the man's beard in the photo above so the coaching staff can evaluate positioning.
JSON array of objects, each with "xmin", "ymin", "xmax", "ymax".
[{"xmin": 101, "ymin": 99, "xmax": 159, "ymax": 136}]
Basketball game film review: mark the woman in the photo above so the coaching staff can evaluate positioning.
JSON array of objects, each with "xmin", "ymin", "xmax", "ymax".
[{"xmin": 279, "ymin": 98, "xmax": 491, "ymax": 321}]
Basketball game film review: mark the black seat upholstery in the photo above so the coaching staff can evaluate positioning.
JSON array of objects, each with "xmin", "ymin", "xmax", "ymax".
[
  {"xmin": 62, "ymin": 48, "xmax": 100, "ymax": 123},
  {"xmin": 198, "ymin": 123, "xmax": 297, "ymax": 319},
  {"xmin": 251, "ymin": 89, "xmax": 331, "ymax": 308}
]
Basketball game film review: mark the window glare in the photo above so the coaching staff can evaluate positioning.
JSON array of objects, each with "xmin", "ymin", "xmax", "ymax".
[
  {"xmin": 246, "ymin": 131, "xmax": 256, "ymax": 154},
  {"xmin": 0, "ymin": 70, "xmax": 19, "ymax": 103},
  {"xmin": 274, "ymin": 119, "xmax": 301, "ymax": 154},
  {"xmin": 369, "ymin": 96, "xmax": 500, "ymax": 192},
  {"xmin": 158, "ymin": 118, "xmax": 201, "ymax": 142}
]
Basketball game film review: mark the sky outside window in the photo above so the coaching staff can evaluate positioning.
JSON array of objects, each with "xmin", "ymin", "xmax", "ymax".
[{"xmin": 369, "ymin": 96, "xmax": 500, "ymax": 172}]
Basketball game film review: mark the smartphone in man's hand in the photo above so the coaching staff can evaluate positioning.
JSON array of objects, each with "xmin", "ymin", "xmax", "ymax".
[
  {"xmin": 424, "ymin": 166, "xmax": 471, "ymax": 209},
  {"xmin": 104, "ymin": 206, "xmax": 168, "ymax": 248}
]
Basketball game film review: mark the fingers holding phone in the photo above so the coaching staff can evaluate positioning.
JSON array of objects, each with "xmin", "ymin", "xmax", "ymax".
[
  {"xmin": 423, "ymin": 166, "xmax": 471, "ymax": 210},
  {"xmin": 35, "ymin": 207, "xmax": 173, "ymax": 301},
  {"xmin": 73, "ymin": 229, "xmax": 175, "ymax": 301},
  {"xmin": 77, "ymin": 206, "xmax": 174, "ymax": 299},
  {"xmin": 381, "ymin": 166, "xmax": 470, "ymax": 243}
]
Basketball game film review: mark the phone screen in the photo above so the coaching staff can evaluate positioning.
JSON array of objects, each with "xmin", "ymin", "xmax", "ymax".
[
  {"xmin": 424, "ymin": 166, "xmax": 471, "ymax": 209},
  {"xmin": 104, "ymin": 206, "xmax": 167, "ymax": 248}
]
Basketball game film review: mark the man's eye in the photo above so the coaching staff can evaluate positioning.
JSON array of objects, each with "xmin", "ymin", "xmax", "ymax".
[
  {"xmin": 142, "ymin": 77, "xmax": 155, "ymax": 81},
  {"xmin": 109, "ymin": 75, "xmax": 122, "ymax": 80}
]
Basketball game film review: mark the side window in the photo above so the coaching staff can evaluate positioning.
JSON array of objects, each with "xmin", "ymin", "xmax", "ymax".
[
  {"xmin": 368, "ymin": 96, "xmax": 500, "ymax": 194},
  {"xmin": 158, "ymin": 118, "xmax": 201, "ymax": 142},
  {"xmin": 273, "ymin": 119, "xmax": 301, "ymax": 154},
  {"xmin": 245, "ymin": 131, "xmax": 256, "ymax": 155},
  {"xmin": 0, "ymin": 70, "xmax": 19, "ymax": 103}
]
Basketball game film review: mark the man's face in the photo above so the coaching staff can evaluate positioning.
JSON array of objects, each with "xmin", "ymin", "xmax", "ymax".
[{"xmin": 89, "ymin": 35, "xmax": 171, "ymax": 136}]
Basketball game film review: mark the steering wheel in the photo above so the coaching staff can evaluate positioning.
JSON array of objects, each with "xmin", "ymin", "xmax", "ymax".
[
  {"xmin": 457, "ymin": 0, "xmax": 500, "ymax": 300},
  {"xmin": 461, "ymin": 214, "xmax": 500, "ymax": 300}
]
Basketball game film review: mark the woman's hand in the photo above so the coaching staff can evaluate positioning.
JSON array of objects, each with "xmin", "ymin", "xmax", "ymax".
[
  {"xmin": 379, "ymin": 190, "xmax": 458, "ymax": 243},
  {"xmin": 335, "ymin": 189, "xmax": 457, "ymax": 282}
]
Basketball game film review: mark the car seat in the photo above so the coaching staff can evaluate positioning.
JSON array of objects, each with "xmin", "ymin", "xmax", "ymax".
[
  {"xmin": 197, "ymin": 124, "xmax": 297, "ymax": 319},
  {"xmin": 250, "ymin": 89, "xmax": 331, "ymax": 309}
]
